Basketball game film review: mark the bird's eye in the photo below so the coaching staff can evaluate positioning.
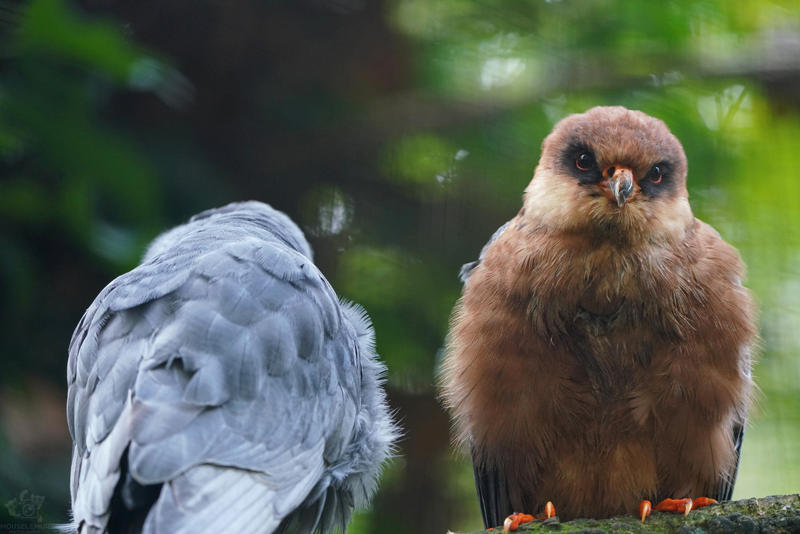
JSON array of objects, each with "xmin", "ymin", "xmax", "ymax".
[
  {"xmin": 647, "ymin": 165, "xmax": 663, "ymax": 184},
  {"xmin": 575, "ymin": 152, "xmax": 596, "ymax": 171}
]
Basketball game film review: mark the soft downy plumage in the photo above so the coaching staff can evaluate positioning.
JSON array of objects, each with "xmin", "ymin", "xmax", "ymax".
[
  {"xmin": 67, "ymin": 201, "xmax": 398, "ymax": 534},
  {"xmin": 441, "ymin": 107, "xmax": 756, "ymax": 526}
]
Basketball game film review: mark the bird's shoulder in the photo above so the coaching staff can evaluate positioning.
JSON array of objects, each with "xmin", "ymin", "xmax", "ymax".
[
  {"xmin": 459, "ymin": 213, "xmax": 572, "ymax": 293},
  {"xmin": 459, "ymin": 211, "xmax": 550, "ymax": 287},
  {"xmin": 459, "ymin": 220, "xmax": 512, "ymax": 283},
  {"xmin": 683, "ymin": 217, "xmax": 748, "ymax": 286},
  {"xmin": 69, "ymin": 232, "xmax": 342, "ymax": 369}
]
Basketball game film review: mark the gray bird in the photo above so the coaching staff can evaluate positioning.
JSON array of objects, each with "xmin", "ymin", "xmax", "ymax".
[{"xmin": 67, "ymin": 201, "xmax": 398, "ymax": 534}]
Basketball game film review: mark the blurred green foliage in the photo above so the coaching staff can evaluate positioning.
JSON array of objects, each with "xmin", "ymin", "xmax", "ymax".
[
  {"xmin": 1, "ymin": 0, "xmax": 798, "ymax": 532},
  {"xmin": 1, "ymin": 0, "xmax": 165, "ymax": 256}
]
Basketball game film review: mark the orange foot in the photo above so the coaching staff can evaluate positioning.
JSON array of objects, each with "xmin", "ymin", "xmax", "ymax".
[
  {"xmin": 639, "ymin": 497, "xmax": 717, "ymax": 522},
  {"xmin": 502, "ymin": 501, "xmax": 556, "ymax": 533}
]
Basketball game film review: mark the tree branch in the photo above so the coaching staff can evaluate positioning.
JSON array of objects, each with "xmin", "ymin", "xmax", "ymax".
[{"xmin": 455, "ymin": 494, "xmax": 800, "ymax": 534}]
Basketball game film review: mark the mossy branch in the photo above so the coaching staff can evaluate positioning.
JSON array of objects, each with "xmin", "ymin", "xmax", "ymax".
[{"xmin": 454, "ymin": 494, "xmax": 800, "ymax": 534}]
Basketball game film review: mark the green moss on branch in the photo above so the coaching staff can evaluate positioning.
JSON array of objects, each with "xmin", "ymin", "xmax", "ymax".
[{"xmin": 456, "ymin": 494, "xmax": 800, "ymax": 534}]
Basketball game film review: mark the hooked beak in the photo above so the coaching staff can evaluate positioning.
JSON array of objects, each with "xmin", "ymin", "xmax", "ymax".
[{"xmin": 604, "ymin": 165, "xmax": 636, "ymax": 207}]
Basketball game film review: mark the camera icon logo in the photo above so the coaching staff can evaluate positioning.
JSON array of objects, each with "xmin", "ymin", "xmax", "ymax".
[{"xmin": 5, "ymin": 490, "xmax": 44, "ymax": 521}]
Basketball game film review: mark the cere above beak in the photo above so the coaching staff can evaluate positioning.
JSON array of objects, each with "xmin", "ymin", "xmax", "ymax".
[{"xmin": 605, "ymin": 165, "xmax": 635, "ymax": 207}]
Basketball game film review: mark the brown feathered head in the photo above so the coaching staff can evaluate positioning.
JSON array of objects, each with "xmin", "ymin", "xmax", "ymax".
[{"xmin": 524, "ymin": 106, "xmax": 692, "ymax": 242}]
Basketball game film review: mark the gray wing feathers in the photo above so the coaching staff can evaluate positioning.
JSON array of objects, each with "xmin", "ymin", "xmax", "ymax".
[
  {"xmin": 125, "ymin": 243, "xmax": 345, "ymax": 484},
  {"xmin": 68, "ymin": 202, "xmax": 397, "ymax": 534},
  {"xmin": 71, "ymin": 396, "xmax": 135, "ymax": 532},
  {"xmin": 142, "ymin": 446, "xmax": 325, "ymax": 534}
]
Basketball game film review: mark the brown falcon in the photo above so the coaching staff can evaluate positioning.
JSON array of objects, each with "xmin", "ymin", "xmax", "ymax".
[{"xmin": 441, "ymin": 106, "xmax": 756, "ymax": 528}]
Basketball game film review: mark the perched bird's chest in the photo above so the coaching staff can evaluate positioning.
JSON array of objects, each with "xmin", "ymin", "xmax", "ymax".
[
  {"xmin": 570, "ymin": 303, "xmax": 646, "ymax": 383},
  {"xmin": 572, "ymin": 278, "xmax": 649, "ymax": 347},
  {"xmin": 520, "ymin": 250, "xmax": 678, "ymax": 393}
]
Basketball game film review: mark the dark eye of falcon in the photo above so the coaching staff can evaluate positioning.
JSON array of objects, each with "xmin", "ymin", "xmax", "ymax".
[
  {"xmin": 640, "ymin": 161, "xmax": 674, "ymax": 198},
  {"xmin": 647, "ymin": 165, "xmax": 663, "ymax": 184},
  {"xmin": 576, "ymin": 152, "xmax": 596, "ymax": 172}
]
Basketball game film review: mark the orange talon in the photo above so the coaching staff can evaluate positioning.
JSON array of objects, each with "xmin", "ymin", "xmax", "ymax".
[
  {"xmin": 639, "ymin": 500, "xmax": 652, "ymax": 523},
  {"xmin": 645, "ymin": 495, "xmax": 716, "ymax": 522},
  {"xmin": 655, "ymin": 497, "xmax": 693, "ymax": 514},
  {"xmin": 502, "ymin": 513, "xmax": 535, "ymax": 533},
  {"xmin": 692, "ymin": 497, "xmax": 718, "ymax": 509},
  {"xmin": 544, "ymin": 501, "xmax": 556, "ymax": 519},
  {"xmin": 501, "ymin": 502, "xmax": 556, "ymax": 532},
  {"xmin": 660, "ymin": 496, "xmax": 717, "ymax": 512}
]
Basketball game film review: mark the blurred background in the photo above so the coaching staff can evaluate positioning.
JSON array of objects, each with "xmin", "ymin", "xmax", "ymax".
[{"xmin": 1, "ymin": 0, "xmax": 799, "ymax": 532}]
